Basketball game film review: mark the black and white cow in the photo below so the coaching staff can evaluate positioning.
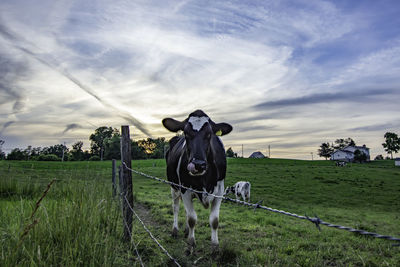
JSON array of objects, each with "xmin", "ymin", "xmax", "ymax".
[
  {"xmin": 224, "ymin": 181, "xmax": 251, "ymax": 202},
  {"xmin": 162, "ymin": 110, "xmax": 232, "ymax": 251},
  {"xmin": 336, "ymin": 161, "xmax": 347, "ymax": 167}
]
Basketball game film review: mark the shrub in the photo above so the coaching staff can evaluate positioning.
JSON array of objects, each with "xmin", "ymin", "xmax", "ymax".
[
  {"xmin": 38, "ymin": 154, "xmax": 60, "ymax": 161},
  {"xmin": 354, "ymin": 149, "xmax": 367, "ymax": 163},
  {"xmin": 89, "ymin": 155, "xmax": 101, "ymax": 161}
]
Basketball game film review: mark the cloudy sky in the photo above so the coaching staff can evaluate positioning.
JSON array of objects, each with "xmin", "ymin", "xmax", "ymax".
[{"xmin": 1, "ymin": 0, "xmax": 400, "ymax": 159}]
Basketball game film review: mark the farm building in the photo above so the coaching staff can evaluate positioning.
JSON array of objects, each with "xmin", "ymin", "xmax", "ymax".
[
  {"xmin": 395, "ymin": 158, "xmax": 400, "ymax": 167},
  {"xmin": 331, "ymin": 145, "xmax": 370, "ymax": 162},
  {"xmin": 249, "ymin": 151, "xmax": 265, "ymax": 158}
]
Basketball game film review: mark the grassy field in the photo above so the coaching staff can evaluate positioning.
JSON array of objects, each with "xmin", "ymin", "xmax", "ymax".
[{"xmin": 1, "ymin": 159, "xmax": 399, "ymax": 266}]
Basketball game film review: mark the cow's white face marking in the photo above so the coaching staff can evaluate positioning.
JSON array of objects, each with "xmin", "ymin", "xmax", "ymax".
[{"xmin": 188, "ymin": 116, "xmax": 209, "ymax": 131}]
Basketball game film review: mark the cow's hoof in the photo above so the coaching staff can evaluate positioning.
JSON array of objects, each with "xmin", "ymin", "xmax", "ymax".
[
  {"xmin": 184, "ymin": 227, "xmax": 189, "ymax": 238},
  {"xmin": 188, "ymin": 237, "xmax": 196, "ymax": 247},
  {"xmin": 171, "ymin": 228, "xmax": 178, "ymax": 238},
  {"xmin": 211, "ymin": 243, "xmax": 219, "ymax": 257},
  {"xmin": 185, "ymin": 246, "xmax": 193, "ymax": 256},
  {"xmin": 185, "ymin": 238, "xmax": 195, "ymax": 255}
]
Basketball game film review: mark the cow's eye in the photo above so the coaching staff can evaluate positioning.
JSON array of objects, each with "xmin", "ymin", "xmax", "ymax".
[
  {"xmin": 205, "ymin": 133, "xmax": 211, "ymax": 139},
  {"xmin": 185, "ymin": 131, "xmax": 194, "ymax": 139}
]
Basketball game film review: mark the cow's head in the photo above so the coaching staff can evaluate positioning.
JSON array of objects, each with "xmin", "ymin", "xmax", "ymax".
[
  {"xmin": 224, "ymin": 186, "xmax": 235, "ymax": 196},
  {"xmin": 162, "ymin": 110, "xmax": 232, "ymax": 176}
]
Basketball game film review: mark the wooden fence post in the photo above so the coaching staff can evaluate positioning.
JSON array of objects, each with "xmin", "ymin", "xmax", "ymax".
[
  {"xmin": 112, "ymin": 159, "xmax": 117, "ymax": 197},
  {"xmin": 118, "ymin": 165, "xmax": 123, "ymax": 193},
  {"xmin": 121, "ymin": 125, "xmax": 133, "ymax": 242}
]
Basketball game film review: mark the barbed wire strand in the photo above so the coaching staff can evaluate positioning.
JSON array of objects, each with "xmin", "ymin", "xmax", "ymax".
[
  {"xmin": 123, "ymin": 162, "xmax": 400, "ymax": 244},
  {"xmin": 116, "ymin": 188, "xmax": 145, "ymax": 267},
  {"xmin": 121, "ymin": 193, "xmax": 182, "ymax": 267}
]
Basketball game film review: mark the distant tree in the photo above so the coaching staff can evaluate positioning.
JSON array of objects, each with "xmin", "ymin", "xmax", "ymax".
[
  {"xmin": 318, "ymin": 142, "xmax": 334, "ymax": 160},
  {"xmin": 374, "ymin": 154, "xmax": 384, "ymax": 160},
  {"xmin": 138, "ymin": 138, "xmax": 157, "ymax": 157},
  {"xmin": 6, "ymin": 148, "xmax": 26, "ymax": 160},
  {"xmin": 38, "ymin": 154, "xmax": 60, "ymax": 161},
  {"xmin": 104, "ymin": 134, "xmax": 121, "ymax": 160},
  {"xmin": 70, "ymin": 141, "xmax": 84, "ymax": 161},
  {"xmin": 82, "ymin": 150, "xmax": 92, "ymax": 161},
  {"xmin": 89, "ymin": 155, "xmax": 101, "ymax": 161},
  {"xmin": 42, "ymin": 144, "xmax": 68, "ymax": 159},
  {"xmin": 382, "ymin": 132, "xmax": 400, "ymax": 159},
  {"xmin": 30, "ymin": 147, "xmax": 42, "ymax": 159},
  {"xmin": 134, "ymin": 137, "xmax": 168, "ymax": 159},
  {"xmin": 23, "ymin": 146, "xmax": 33, "ymax": 160},
  {"xmin": 150, "ymin": 137, "xmax": 168, "ymax": 159},
  {"xmin": 131, "ymin": 141, "xmax": 147, "ymax": 159},
  {"xmin": 89, "ymin": 127, "xmax": 116, "ymax": 160},
  {"xmin": 17, "ymin": 145, "xmax": 43, "ymax": 160},
  {"xmin": 0, "ymin": 140, "xmax": 5, "ymax": 160},
  {"xmin": 354, "ymin": 149, "xmax": 367, "ymax": 163},
  {"xmin": 226, "ymin": 147, "xmax": 237, "ymax": 158},
  {"xmin": 334, "ymin": 138, "xmax": 356, "ymax": 150}
]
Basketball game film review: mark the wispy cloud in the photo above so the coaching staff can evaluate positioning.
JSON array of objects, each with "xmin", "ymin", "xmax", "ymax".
[
  {"xmin": 0, "ymin": 51, "xmax": 29, "ymax": 113},
  {"xmin": 0, "ymin": 0, "xmax": 399, "ymax": 158},
  {"xmin": 0, "ymin": 19, "xmax": 152, "ymax": 137},
  {"xmin": 0, "ymin": 121, "xmax": 15, "ymax": 135},
  {"xmin": 62, "ymin": 123, "xmax": 81, "ymax": 134},
  {"xmin": 349, "ymin": 123, "xmax": 400, "ymax": 132},
  {"xmin": 253, "ymin": 89, "xmax": 396, "ymax": 109}
]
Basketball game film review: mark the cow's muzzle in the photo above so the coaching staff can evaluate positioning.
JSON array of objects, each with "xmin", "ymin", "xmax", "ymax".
[{"xmin": 187, "ymin": 159, "xmax": 207, "ymax": 176}]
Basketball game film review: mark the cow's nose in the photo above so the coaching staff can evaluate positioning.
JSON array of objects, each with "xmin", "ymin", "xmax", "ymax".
[{"xmin": 192, "ymin": 159, "xmax": 207, "ymax": 171}]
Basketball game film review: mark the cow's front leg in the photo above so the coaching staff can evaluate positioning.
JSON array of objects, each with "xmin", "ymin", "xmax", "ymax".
[
  {"xmin": 241, "ymin": 192, "xmax": 246, "ymax": 202},
  {"xmin": 182, "ymin": 191, "xmax": 197, "ymax": 250},
  {"xmin": 210, "ymin": 180, "xmax": 224, "ymax": 251},
  {"xmin": 235, "ymin": 193, "xmax": 240, "ymax": 201},
  {"xmin": 209, "ymin": 196, "xmax": 222, "ymax": 250},
  {"xmin": 171, "ymin": 188, "xmax": 180, "ymax": 238}
]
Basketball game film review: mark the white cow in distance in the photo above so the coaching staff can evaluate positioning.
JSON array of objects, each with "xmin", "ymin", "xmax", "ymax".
[{"xmin": 224, "ymin": 181, "xmax": 251, "ymax": 202}]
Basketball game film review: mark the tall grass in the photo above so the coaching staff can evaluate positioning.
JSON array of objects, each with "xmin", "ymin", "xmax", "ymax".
[{"xmin": 0, "ymin": 162, "xmax": 128, "ymax": 266}]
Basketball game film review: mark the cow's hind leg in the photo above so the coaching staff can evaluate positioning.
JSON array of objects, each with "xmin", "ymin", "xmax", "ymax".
[
  {"xmin": 171, "ymin": 188, "xmax": 180, "ymax": 238},
  {"xmin": 182, "ymin": 191, "xmax": 197, "ymax": 253}
]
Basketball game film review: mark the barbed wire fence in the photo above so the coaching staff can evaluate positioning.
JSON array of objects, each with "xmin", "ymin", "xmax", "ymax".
[
  {"xmin": 122, "ymin": 162, "xmax": 400, "ymax": 244},
  {"xmin": 116, "ymin": 126, "xmax": 182, "ymax": 267},
  {"xmin": 114, "ymin": 125, "xmax": 400, "ymax": 265},
  {"xmin": 116, "ymin": 176, "xmax": 180, "ymax": 267}
]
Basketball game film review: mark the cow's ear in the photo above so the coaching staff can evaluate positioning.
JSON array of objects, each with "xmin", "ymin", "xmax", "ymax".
[
  {"xmin": 162, "ymin": 118, "xmax": 185, "ymax": 132},
  {"xmin": 213, "ymin": 123, "xmax": 232, "ymax": 136}
]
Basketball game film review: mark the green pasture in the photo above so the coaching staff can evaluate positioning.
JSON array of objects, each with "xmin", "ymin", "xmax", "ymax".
[{"xmin": 1, "ymin": 159, "xmax": 399, "ymax": 266}]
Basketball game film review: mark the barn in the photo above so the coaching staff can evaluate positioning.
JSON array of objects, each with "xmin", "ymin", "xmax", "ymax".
[{"xmin": 249, "ymin": 151, "xmax": 265, "ymax": 158}]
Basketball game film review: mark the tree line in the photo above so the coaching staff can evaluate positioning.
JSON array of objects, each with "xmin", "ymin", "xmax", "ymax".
[
  {"xmin": 0, "ymin": 126, "xmax": 168, "ymax": 161},
  {"xmin": 0, "ymin": 126, "xmax": 239, "ymax": 161}
]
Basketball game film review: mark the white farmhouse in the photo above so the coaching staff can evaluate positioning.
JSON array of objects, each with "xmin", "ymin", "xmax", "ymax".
[{"xmin": 331, "ymin": 145, "xmax": 370, "ymax": 162}]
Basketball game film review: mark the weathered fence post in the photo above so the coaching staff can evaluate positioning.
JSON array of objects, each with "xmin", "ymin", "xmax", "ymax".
[
  {"xmin": 112, "ymin": 159, "xmax": 117, "ymax": 197},
  {"xmin": 121, "ymin": 125, "xmax": 133, "ymax": 242},
  {"xmin": 118, "ymin": 165, "xmax": 123, "ymax": 193}
]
